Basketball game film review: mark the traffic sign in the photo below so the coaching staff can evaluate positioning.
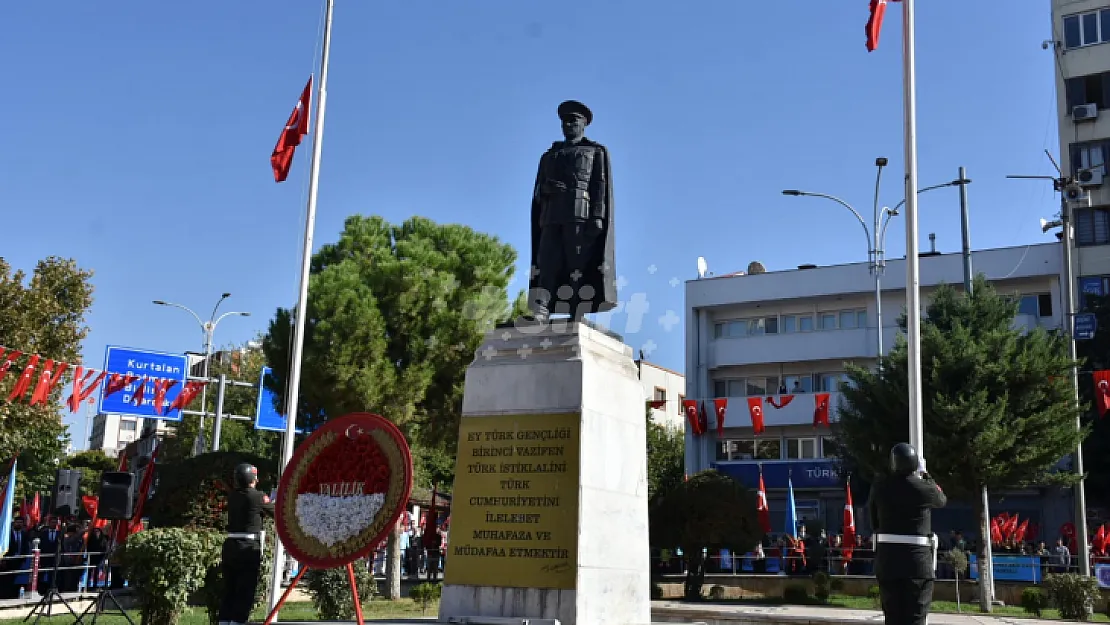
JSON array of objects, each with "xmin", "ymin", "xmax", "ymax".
[
  {"xmin": 1075, "ymin": 313, "xmax": 1098, "ymax": 341},
  {"xmin": 255, "ymin": 367, "xmax": 302, "ymax": 433},
  {"xmin": 98, "ymin": 346, "xmax": 188, "ymax": 421}
]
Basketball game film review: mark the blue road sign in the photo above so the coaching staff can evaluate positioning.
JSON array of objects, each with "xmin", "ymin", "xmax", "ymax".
[
  {"xmin": 1075, "ymin": 313, "xmax": 1098, "ymax": 340},
  {"xmin": 98, "ymin": 346, "xmax": 188, "ymax": 421},
  {"xmin": 255, "ymin": 367, "xmax": 302, "ymax": 433}
]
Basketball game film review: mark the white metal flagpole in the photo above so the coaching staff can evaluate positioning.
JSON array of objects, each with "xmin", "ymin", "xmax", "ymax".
[
  {"xmin": 901, "ymin": 0, "xmax": 925, "ymax": 460},
  {"xmin": 268, "ymin": 0, "xmax": 334, "ymax": 612}
]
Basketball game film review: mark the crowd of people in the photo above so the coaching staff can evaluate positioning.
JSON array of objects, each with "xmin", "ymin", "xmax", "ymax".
[{"xmin": 1, "ymin": 513, "xmax": 115, "ymax": 600}]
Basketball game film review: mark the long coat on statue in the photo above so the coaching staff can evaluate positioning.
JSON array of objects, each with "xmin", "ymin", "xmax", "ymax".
[{"xmin": 529, "ymin": 137, "xmax": 618, "ymax": 316}]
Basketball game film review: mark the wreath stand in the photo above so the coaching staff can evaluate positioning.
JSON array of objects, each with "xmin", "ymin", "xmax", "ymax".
[{"xmin": 262, "ymin": 564, "xmax": 364, "ymax": 625}]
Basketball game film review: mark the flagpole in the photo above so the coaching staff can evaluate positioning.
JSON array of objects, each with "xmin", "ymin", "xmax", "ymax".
[
  {"xmin": 901, "ymin": 0, "xmax": 924, "ymax": 460},
  {"xmin": 268, "ymin": 0, "xmax": 334, "ymax": 612}
]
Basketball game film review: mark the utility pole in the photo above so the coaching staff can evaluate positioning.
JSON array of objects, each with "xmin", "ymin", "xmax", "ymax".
[{"xmin": 212, "ymin": 374, "xmax": 228, "ymax": 452}]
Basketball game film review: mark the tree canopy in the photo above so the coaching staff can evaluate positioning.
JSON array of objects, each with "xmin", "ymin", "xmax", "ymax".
[
  {"xmin": 833, "ymin": 276, "xmax": 1085, "ymax": 497},
  {"xmin": 0, "ymin": 257, "xmax": 94, "ymax": 498},
  {"xmin": 646, "ymin": 407, "xmax": 684, "ymax": 504},
  {"xmin": 261, "ymin": 215, "xmax": 525, "ymax": 486},
  {"xmin": 63, "ymin": 449, "xmax": 118, "ymax": 497}
]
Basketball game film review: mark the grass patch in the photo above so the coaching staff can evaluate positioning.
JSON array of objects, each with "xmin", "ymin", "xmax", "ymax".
[
  {"xmin": 0, "ymin": 598, "xmax": 438, "ymax": 624},
  {"xmin": 710, "ymin": 594, "xmax": 1110, "ymax": 621}
]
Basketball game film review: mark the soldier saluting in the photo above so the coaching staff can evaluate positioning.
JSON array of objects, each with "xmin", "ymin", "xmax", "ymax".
[
  {"xmin": 218, "ymin": 463, "xmax": 275, "ymax": 625},
  {"xmin": 869, "ymin": 443, "xmax": 946, "ymax": 625}
]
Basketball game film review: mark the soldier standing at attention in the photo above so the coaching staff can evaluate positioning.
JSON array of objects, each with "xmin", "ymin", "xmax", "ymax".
[
  {"xmin": 218, "ymin": 463, "xmax": 275, "ymax": 625},
  {"xmin": 870, "ymin": 443, "xmax": 947, "ymax": 625}
]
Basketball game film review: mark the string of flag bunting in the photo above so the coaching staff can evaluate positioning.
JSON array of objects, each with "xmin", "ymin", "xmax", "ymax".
[{"xmin": 0, "ymin": 346, "xmax": 208, "ymax": 416}]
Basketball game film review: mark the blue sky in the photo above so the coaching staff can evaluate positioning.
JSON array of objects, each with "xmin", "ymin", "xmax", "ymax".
[{"xmin": 2, "ymin": 2, "xmax": 1060, "ymax": 446}]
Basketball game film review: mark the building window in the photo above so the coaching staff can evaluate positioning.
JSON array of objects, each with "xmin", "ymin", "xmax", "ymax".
[
  {"xmin": 1017, "ymin": 294, "xmax": 1053, "ymax": 318},
  {"xmin": 816, "ymin": 373, "xmax": 848, "ymax": 393},
  {"xmin": 677, "ymin": 394, "xmax": 685, "ymax": 414},
  {"xmin": 783, "ymin": 375, "xmax": 812, "ymax": 393},
  {"xmin": 714, "ymin": 316, "xmax": 778, "ymax": 338},
  {"xmin": 1076, "ymin": 208, "xmax": 1110, "ymax": 246},
  {"xmin": 1070, "ymin": 141, "xmax": 1108, "ymax": 177},
  {"xmin": 820, "ymin": 437, "xmax": 836, "ymax": 458},
  {"xmin": 786, "ymin": 437, "xmax": 818, "ymax": 459},
  {"xmin": 1066, "ymin": 73, "xmax": 1110, "ymax": 111},
  {"xmin": 716, "ymin": 438, "xmax": 781, "ymax": 461},
  {"xmin": 713, "ymin": 377, "xmax": 780, "ymax": 397},
  {"xmin": 653, "ymin": 387, "xmax": 666, "ymax": 403},
  {"xmin": 782, "ymin": 314, "xmax": 814, "ymax": 333},
  {"xmin": 120, "ymin": 420, "xmax": 137, "ymax": 432},
  {"xmin": 1064, "ymin": 9, "xmax": 1110, "ymax": 49}
]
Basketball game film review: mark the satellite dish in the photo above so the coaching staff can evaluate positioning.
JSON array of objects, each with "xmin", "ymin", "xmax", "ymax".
[
  {"xmin": 747, "ymin": 261, "xmax": 767, "ymax": 275},
  {"xmin": 697, "ymin": 256, "xmax": 708, "ymax": 278}
]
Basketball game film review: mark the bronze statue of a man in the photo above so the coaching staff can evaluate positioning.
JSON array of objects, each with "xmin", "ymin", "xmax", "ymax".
[{"xmin": 528, "ymin": 100, "xmax": 618, "ymax": 323}]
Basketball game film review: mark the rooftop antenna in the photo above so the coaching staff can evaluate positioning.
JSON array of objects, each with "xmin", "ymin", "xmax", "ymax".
[{"xmin": 696, "ymin": 256, "xmax": 708, "ymax": 279}]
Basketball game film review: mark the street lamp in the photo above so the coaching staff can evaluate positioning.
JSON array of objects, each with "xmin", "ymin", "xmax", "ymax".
[
  {"xmin": 153, "ymin": 294, "xmax": 251, "ymax": 454},
  {"xmin": 782, "ymin": 161, "xmax": 964, "ymax": 360},
  {"xmin": 1039, "ymin": 212, "xmax": 1092, "ymax": 578}
]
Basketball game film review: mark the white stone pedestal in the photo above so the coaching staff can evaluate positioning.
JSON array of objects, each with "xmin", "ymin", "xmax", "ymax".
[{"xmin": 439, "ymin": 321, "xmax": 651, "ymax": 625}]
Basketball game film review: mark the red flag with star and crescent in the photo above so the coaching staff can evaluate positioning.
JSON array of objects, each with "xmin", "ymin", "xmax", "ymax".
[
  {"xmin": 843, "ymin": 480, "xmax": 857, "ymax": 561},
  {"xmin": 271, "ymin": 76, "xmax": 312, "ymax": 182},
  {"xmin": 756, "ymin": 470, "xmax": 771, "ymax": 534},
  {"xmin": 682, "ymin": 399, "xmax": 703, "ymax": 435},
  {"xmin": 1094, "ymin": 370, "xmax": 1110, "ymax": 417},
  {"xmin": 747, "ymin": 397, "xmax": 765, "ymax": 435},
  {"xmin": 713, "ymin": 398, "xmax": 728, "ymax": 437},
  {"xmin": 866, "ymin": 0, "xmax": 902, "ymax": 52}
]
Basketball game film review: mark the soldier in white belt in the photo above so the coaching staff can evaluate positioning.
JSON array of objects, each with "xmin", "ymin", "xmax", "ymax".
[
  {"xmin": 218, "ymin": 463, "xmax": 275, "ymax": 625},
  {"xmin": 869, "ymin": 443, "xmax": 947, "ymax": 625}
]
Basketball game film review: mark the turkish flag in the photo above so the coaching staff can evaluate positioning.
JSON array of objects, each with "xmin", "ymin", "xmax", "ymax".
[
  {"xmin": 747, "ymin": 397, "xmax": 765, "ymax": 435},
  {"xmin": 756, "ymin": 472, "xmax": 771, "ymax": 534},
  {"xmin": 866, "ymin": 0, "xmax": 902, "ymax": 52},
  {"xmin": 271, "ymin": 77, "xmax": 313, "ymax": 182},
  {"xmin": 682, "ymin": 399, "xmax": 702, "ymax": 435},
  {"xmin": 1015, "ymin": 519, "xmax": 1029, "ymax": 544},
  {"xmin": 713, "ymin": 398, "xmax": 729, "ymax": 437},
  {"xmin": 1094, "ymin": 370, "xmax": 1110, "ymax": 417},
  {"xmin": 990, "ymin": 519, "xmax": 1003, "ymax": 545},
  {"xmin": 842, "ymin": 482, "xmax": 856, "ymax": 561},
  {"xmin": 7, "ymin": 354, "xmax": 39, "ymax": 402},
  {"xmin": 813, "ymin": 393, "xmax": 831, "ymax": 428}
]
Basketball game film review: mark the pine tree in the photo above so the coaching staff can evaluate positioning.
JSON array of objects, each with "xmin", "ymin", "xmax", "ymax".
[{"xmin": 833, "ymin": 276, "xmax": 1085, "ymax": 605}]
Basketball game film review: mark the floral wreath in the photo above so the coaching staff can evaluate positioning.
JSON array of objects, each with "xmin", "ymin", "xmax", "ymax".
[{"xmin": 275, "ymin": 412, "xmax": 413, "ymax": 569}]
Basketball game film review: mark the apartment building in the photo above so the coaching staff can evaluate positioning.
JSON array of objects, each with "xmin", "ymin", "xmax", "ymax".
[
  {"xmin": 87, "ymin": 413, "xmax": 140, "ymax": 455},
  {"xmin": 684, "ymin": 243, "xmax": 1074, "ymax": 536},
  {"xmin": 1054, "ymin": 0, "xmax": 1110, "ymax": 293},
  {"xmin": 636, "ymin": 359, "xmax": 686, "ymax": 430}
]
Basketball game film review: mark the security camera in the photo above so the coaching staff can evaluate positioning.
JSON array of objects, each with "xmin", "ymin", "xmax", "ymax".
[{"xmin": 1065, "ymin": 182, "xmax": 1085, "ymax": 201}]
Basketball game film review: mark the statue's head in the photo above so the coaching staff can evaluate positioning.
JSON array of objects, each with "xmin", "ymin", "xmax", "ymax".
[{"xmin": 558, "ymin": 100, "xmax": 592, "ymax": 141}]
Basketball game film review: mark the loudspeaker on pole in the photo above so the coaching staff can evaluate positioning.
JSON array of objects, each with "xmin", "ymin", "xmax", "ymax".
[
  {"xmin": 52, "ymin": 469, "xmax": 81, "ymax": 517},
  {"xmin": 97, "ymin": 471, "xmax": 136, "ymax": 521}
]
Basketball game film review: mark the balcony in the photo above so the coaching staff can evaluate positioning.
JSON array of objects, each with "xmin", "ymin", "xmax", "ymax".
[
  {"xmin": 713, "ymin": 459, "xmax": 841, "ymax": 490},
  {"xmin": 721, "ymin": 392, "xmax": 843, "ymax": 428},
  {"xmin": 709, "ymin": 329, "xmax": 899, "ymax": 367}
]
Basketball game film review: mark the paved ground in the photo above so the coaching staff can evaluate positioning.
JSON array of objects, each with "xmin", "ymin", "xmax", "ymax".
[{"xmin": 652, "ymin": 601, "xmax": 1073, "ymax": 625}]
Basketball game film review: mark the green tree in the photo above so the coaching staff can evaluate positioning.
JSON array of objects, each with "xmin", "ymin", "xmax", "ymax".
[
  {"xmin": 0, "ymin": 257, "xmax": 94, "ymax": 499},
  {"xmin": 833, "ymin": 276, "xmax": 1085, "ymax": 607},
  {"xmin": 646, "ymin": 407, "xmax": 684, "ymax": 504},
  {"xmin": 63, "ymin": 449, "xmax": 118, "ymax": 496},
  {"xmin": 649, "ymin": 470, "xmax": 761, "ymax": 600},
  {"xmin": 1076, "ymin": 293, "xmax": 1110, "ymax": 507}
]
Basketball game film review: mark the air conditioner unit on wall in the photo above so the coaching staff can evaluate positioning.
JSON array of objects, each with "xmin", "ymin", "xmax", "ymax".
[
  {"xmin": 1079, "ymin": 168, "xmax": 1105, "ymax": 187},
  {"xmin": 1073, "ymin": 103, "xmax": 1099, "ymax": 121}
]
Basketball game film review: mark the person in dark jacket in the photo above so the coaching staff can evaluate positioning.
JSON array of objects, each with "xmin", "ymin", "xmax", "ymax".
[
  {"xmin": 870, "ymin": 443, "xmax": 947, "ymax": 625},
  {"xmin": 217, "ymin": 463, "xmax": 274, "ymax": 625},
  {"xmin": 1, "ymin": 516, "xmax": 31, "ymax": 599}
]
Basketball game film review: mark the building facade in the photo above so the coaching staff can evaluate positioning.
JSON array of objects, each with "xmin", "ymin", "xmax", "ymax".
[
  {"xmin": 87, "ymin": 412, "xmax": 140, "ymax": 455},
  {"xmin": 685, "ymin": 243, "xmax": 1074, "ymax": 538},
  {"xmin": 636, "ymin": 360, "xmax": 686, "ymax": 429},
  {"xmin": 1054, "ymin": 0, "xmax": 1110, "ymax": 293}
]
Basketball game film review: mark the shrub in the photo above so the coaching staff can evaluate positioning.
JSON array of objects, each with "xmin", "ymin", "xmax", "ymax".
[
  {"xmin": 867, "ymin": 585, "xmax": 881, "ymax": 608},
  {"xmin": 1043, "ymin": 573, "xmax": 1100, "ymax": 621},
  {"xmin": 946, "ymin": 548, "xmax": 969, "ymax": 578},
  {"xmin": 782, "ymin": 583, "xmax": 809, "ymax": 604},
  {"xmin": 1021, "ymin": 587, "xmax": 1048, "ymax": 618},
  {"xmin": 651, "ymin": 584, "xmax": 664, "ymax": 600},
  {"xmin": 410, "ymin": 582, "xmax": 441, "ymax": 614},
  {"xmin": 305, "ymin": 560, "xmax": 378, "ymax": 620},
  {"xmin": 812, "ymin": 572, "xmax": 830, "ymax": 603},
  {"xmin": 829, "ymin": 576, "xmax": 845, "ymax": 592},
  {"xmin": 118, "ymin": 528, "xmax": 222, "ymax": 625},
  {"xmin": 708, "ymin": 585, "xmax": 725, "ymax": 600}
]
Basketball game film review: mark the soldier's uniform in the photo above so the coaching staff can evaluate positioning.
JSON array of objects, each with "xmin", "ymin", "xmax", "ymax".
[
  {"xmin": 869, "ymin": 443, "xmax": 947, "ymax": 625},
  {"xmin": 218, "ymin": 463, "xmax": 275, "ymax": 625},
  {"xmin": 529, "ymin": 100, "xmax": 617, "ymax": 320}
]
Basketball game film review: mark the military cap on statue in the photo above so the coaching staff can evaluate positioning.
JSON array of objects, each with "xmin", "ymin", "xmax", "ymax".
[{"xmin": 557, "ymin": 100, "xmax": 593, "ymax": 125}]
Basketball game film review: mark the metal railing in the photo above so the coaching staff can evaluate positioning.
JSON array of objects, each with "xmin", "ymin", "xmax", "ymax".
[{"xmin": 0, "ymin": 549, "xmax": 117, "ymax": 602}]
